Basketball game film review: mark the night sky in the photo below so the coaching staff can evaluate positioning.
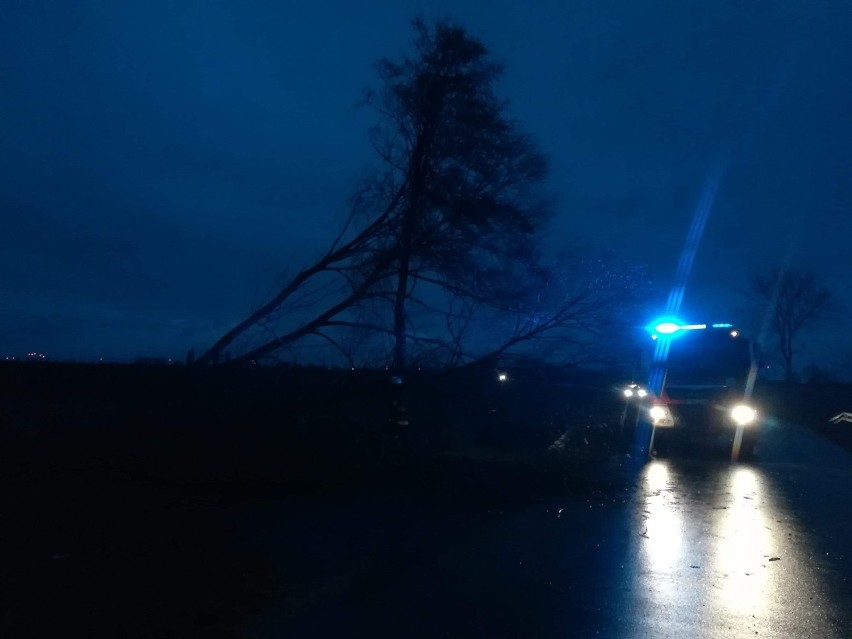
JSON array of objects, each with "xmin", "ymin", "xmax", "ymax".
[{"xmin": 2, "ymin": 1, "xmax": 850, "ymax": 368}]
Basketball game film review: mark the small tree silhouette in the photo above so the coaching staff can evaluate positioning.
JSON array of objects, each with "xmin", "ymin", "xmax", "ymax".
[{"xmin": 751, "ymin": 266, "xmax": 832, "ymax": 382}]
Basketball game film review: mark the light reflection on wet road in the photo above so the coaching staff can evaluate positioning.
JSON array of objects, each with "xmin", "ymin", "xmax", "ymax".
[
  {"xmin": 623, "ymin": 459, "xmax": 843, "ymax": 638},
  {"xmin": 247, "ymin": 422, "xmax": 851, "ymax": 638}
]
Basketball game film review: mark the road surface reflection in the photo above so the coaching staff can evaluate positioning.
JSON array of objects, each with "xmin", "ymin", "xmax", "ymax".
[
  {"xmin": 244, "ymin": 423, "xmax": 850, "ymax": 638},
  {"xmin": 632, "ymin": 459, "xmax": 840, "ymax": 638},
  {"xmin": 714, "ymin": 467, "xmax": 772, "ymax": 614},
  {"xmin": 640, "ymin": 462, "xmax": 683, "ymax": 592}
]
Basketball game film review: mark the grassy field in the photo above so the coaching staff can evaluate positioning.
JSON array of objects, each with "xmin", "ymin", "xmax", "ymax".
[
  {"xmin": 0, "ymin": 362, "xmax": 629, "ymax": 636},
  {"xmin": 0, "ymin": 362, "xmax": 628, "ymax": 494}
]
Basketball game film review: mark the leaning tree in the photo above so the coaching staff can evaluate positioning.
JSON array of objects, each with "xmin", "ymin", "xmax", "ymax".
[
  {"xmin": 197, "ymin": 19, "xmax": 551, "ymax": 367},
  {"xmin": 197, "ymin": 19, "xmax": 647, "ymax": 369}
]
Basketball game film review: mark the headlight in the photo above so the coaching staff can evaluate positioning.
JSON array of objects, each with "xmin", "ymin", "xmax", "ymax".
[
  {"xmin": 731, "ymin": 404, "xmax": 757, "ymax": 426},
  {"xmin": 623, "ymin": 388, "xmax": 634, "ymax": 397},
  {"xmin": 648, "ymin": 405, "xmax": 674, "ymax": 426},
  {"xmin": 637, "ymin": 389, "xmax": 648, "ymax": 398},
  {"xmin": 649, "ymin": 406, "xmax": 666, "ymax": 421}
]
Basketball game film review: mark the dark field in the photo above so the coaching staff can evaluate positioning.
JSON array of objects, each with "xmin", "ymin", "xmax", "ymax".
[
  {"xmin": 0, "ymin": 362, "xmax": 632, "ymax": 494},
  {"xmin": 0, "ymin": 362, "xmax": 625, "ymax": 637},
  {"xmin": 0, "ymin": 362, "xmax": 848, "ymax": 637}
]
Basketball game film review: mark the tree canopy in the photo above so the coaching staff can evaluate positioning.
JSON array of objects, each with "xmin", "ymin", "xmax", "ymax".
[{"xmin": 197, "ymin": 19, "xmax": 648, "ymax": 370}]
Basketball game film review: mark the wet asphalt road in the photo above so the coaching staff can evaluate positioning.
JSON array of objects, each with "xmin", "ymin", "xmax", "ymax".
[{"xmin": 247, "ymin": 421, "xmax": 851, "ymax": 638}]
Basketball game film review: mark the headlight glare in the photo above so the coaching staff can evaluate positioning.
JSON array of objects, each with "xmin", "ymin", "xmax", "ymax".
[
  {"xmin": 648, "ymin": 404, "xmax": 674, "ymax": 426},
  {"xmin": 731, "ymin": 404, "xmax": 757, "ymax": 426}
]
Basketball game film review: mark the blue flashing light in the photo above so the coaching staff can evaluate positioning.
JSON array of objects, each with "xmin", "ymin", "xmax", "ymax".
[
  {"xmin": 647, "ymin": 316, "xmax": 685, "ymax": 338},
  {"xmin": 654, "ymin": 322, "xmax": 680, "ymax": 334},
  {"xmin": 711, "ymin": 323, "xmax": 733, "ymax": 328},
  {"xmin": 648, "ymin": 317, "xmax": 712, "ymax": 338}
]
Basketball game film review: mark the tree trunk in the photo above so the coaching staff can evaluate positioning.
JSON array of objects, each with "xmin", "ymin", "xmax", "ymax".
[
  {"xmin": 783, "ymin": 337, "xmax": 794, "ymax": 382},
  {"xmin": 393, "ymin": 200, "xmax": 419, "ymax": 370},
  {"xmin": 392, "ymin": 124, "xmax": 431, "ymax": 371},
  {"xmin": 393, "ymin": 251, "xmax": 410, "ymax": 370}
]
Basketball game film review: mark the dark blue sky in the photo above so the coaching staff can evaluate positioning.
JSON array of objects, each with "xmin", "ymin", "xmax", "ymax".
[{"xmin": 2, "ymin": 1, "xmax": 850, "ymax": 367}]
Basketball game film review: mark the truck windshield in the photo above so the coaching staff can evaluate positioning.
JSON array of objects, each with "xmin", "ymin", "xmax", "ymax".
[{"xmin": 664, "ymin": 332, "xmax": 752, "ymax": 385}]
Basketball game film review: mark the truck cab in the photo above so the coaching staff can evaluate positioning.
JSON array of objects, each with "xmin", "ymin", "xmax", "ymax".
[{"xmin": 642, "ymin": 321, "xmax": 760, "ymax": 459}]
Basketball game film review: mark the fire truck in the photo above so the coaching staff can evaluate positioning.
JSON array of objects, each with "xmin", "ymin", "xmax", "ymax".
[{"xmin": 633, "ymin": 320, "xmax": 760, "ymax": 460}]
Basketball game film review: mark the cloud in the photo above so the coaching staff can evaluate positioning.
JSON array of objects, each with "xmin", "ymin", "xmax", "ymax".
[
  {"xmin": 1, "ymin": 0, "xmax": 849, "ymax": 361},
  {"xmin": 0, "ymin": 199, "xmax": 159, "ymax": 302}
]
